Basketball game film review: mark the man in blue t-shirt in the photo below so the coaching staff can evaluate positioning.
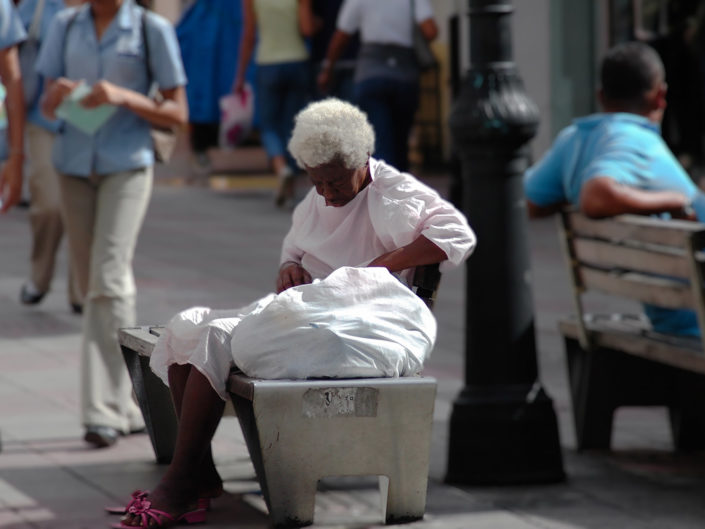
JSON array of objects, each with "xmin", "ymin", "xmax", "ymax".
[{"xmin": 523, "ymin": 41, "xmax": 705, "ymax": 336}]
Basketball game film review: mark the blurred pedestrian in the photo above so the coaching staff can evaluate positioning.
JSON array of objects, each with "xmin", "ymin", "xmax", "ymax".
[
  {"xmin": 36, "ymin": 0, "xmax": 187, "ymax": 448},
  {"xmin": 17, "ymin": 0, "xmax": 85, "ymax": 313},
  {"xmin": 232, "ymin": 0, "xmax": 313, "ymax": 208},
  {"xmin": 310, "ymin": 0, "xmax": 357, "ymax": 102},
  {"xmin": 0, "ymin": 0, "xmax": 25, "ymax": 213},
  {"xmin": 176, "ymin": 0, "xmax": 252, "ymax": 178},
  {"xmin": 318, "ymin": 0, "xmax": 438, "ymax": 172}
]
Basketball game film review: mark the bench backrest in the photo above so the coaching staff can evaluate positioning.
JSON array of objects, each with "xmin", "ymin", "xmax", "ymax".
[
  {"xmin": 411, "ymin": 263, "xmax": 442, "ymax": 310},
  {"xmin": 558, "ymin": 209, "xmax": 705, "ymax": 351}
]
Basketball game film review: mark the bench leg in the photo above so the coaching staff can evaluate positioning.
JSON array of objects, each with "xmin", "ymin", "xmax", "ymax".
[
  {"xmin": 121, "ymin": 346, "xmax": 178, "ymax": 464},
  {"xmin": 231, "ymin": 393, "xmax": 315, "ymax": 527},
  {"xmin": 669, "ymin": 371, "xmax": 705, "ymax": 451},
  {"xmin": 381, "ymin": 468, "xmax": 428, "ymax": 524},
  {"xmin": 564, "ymin": 337, "xmax": 615, "ymax": 450},
  {"xmin": 264, "ymin": 477, "xmax": 317, "ymax": 528}
]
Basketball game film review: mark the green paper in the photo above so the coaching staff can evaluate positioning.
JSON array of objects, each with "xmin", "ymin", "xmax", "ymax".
[{"xmin": 56, "ymin": 83, "xmax": 117, "ymax": 135}]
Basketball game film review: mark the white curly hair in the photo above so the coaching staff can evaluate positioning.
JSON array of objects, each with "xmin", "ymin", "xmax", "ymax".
[{"xmin": 288, "ymin": 98, "xmax": 375, "ymax": 170}]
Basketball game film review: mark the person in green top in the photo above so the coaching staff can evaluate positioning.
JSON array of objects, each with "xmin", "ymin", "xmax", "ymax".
[{"xmin": 233, "ymin": 0, "xmax": 314, "ymax": 208}]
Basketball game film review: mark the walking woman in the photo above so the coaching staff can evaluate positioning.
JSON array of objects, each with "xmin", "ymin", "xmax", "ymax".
[
  {"xmin": 232, "ymin": 0, "xmax": 314, "ymax": 207},
  {"xmin": 36, "ymin": 0, "xmax": 187, "ymax": 448}
]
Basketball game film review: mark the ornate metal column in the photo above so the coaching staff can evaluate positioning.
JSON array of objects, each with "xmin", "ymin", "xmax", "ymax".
[{"xmin": 445, "ymin": 0, "xmax": 565, "ymax": 485}]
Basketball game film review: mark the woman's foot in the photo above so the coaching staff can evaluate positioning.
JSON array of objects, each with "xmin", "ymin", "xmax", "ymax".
[
  {"xmin": 197, "ymin": 465, "xmax": 224, "ymax": 500},
  {"xmin": 118, "ymin": 480, "xmax": 201, "ymax": 528}
]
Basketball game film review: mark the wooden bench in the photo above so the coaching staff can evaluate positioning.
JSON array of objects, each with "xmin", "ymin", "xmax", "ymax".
[
  {"xmin": 118, "ymin": 264, "xmax": 441, "ymax": 526},
  {"xmin": 558, "ymin": 210, "xmax": 705, "ymax": 451}
]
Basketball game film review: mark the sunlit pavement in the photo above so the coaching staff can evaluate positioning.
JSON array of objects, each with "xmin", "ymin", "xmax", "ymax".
[{"xmin": 1, "ymin": 147, "xmax": 705, "ymax": 528}]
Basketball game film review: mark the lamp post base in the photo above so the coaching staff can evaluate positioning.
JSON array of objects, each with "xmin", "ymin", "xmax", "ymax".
[{"xmin": 446, "ymin": 384, "xmax": 565, "ymax": 485}]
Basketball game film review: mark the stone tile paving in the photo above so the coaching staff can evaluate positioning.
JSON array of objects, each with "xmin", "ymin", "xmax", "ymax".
[{"xmin": 0, "ymin": 180, "xmax": 704, "ymax": 527}]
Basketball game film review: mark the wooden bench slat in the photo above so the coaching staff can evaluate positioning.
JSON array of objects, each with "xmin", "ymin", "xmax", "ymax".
[
  {"xmin": 581, "ymin": 267, "xmax": 694, "ymax": 309},
  {"xmin": 566, "ymin": 211, "xmax": 704, "ymax": 248},
  {"xmin": 573, "ymin": 239, "xmax": 690, "ymax": 279},
  {"xmin": 560, "ymin": 318, "xmax": 705, "ymax": 374}
]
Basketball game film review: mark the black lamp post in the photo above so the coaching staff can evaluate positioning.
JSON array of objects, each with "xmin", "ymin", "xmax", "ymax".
[{"xmin": 445, "ymin": 0, "xmax": 565, "ymax": 485}]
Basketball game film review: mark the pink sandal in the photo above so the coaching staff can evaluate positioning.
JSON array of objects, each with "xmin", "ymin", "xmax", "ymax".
[
  {"xmin": 105, "ymin": 491, "xmax": 210, "ymax": 515},
  {"xmin": 110, "ymin": 496, "xmax": 206, "ymax": 528}
]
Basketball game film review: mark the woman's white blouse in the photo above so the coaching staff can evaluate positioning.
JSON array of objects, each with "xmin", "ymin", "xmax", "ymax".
[{"xmin": 280, "ymin": 157, "xmax": 476, "ymax": 283}]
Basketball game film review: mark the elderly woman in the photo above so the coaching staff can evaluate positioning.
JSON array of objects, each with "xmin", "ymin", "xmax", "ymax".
[{"xmin": 115, "ymin": 98, "xmax": 475, "ymax": 528}]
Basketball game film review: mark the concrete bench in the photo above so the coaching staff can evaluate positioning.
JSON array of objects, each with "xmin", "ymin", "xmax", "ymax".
[
  {"xmin": 229, "ymin": 373, "xmax": 436, "ymax": 527},
  {"xmin": 557, "ymin": 210, "xmax": 705, "ymax": 450},
  {"xmin": 118, "ymin": 264, "xmax": 441, "ymax": 525}
]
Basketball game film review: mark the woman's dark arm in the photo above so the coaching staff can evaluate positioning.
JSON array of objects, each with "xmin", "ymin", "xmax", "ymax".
[{"xmin": 367, "ymin": 235, "xmax": 448, "ymax": 272}]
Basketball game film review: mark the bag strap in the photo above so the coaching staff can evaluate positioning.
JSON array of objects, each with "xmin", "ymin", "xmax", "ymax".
[
  {"xmin": 141, "ymin": 9, "xmax": 155, "ymax": 89},
  {"xmin": 62, "ymin": 8, "xmax": 80, "ymax": 74},
  {"xmin": 28, "ymin": 0, "xmax": 46, "ymax": 41}
]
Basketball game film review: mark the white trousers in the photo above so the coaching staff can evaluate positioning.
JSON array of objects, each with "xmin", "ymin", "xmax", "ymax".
[
  {"xmin": 26, "ymin": 124, "xmax": 80, "ymax": 303},
  {"xmin": 59, "ymin": 167, "xmax": 152, "ymax": 432}
]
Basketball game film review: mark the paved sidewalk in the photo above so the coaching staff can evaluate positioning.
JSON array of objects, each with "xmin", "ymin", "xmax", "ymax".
[{"xmin": 1, "ymin": 169, "xmax": 705, "ymax": 528}]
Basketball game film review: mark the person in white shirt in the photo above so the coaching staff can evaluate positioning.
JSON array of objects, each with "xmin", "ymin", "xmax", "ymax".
[
  {"xmin": 318, "ymin": 0, "xmax": 438, "ymax": 172},
  {"xmin": 116, "ymin": 99, "xmax": 475, "ymax": 528}
]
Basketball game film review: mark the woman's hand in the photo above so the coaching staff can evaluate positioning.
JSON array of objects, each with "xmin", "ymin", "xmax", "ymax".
[
  {"xmin": 276, "ymin": 262, "xmax": 312, "ymax": 293},
  {"xmin": 316, "ymin": 67, "xmax": 332, "ymax": 94},
  {"xmin": 0, "ymin": 154, "xmax": 24, "ymax": 213},
  {"xmin": 231, "ymin": 75, "xmax": 245, "ymax": 95},
  {"xmin": 41, "ymin": 77, "xmax": 79, "ymax": 119},
  {"xmin": 80, "ymin": 80, "xmax": 127, "ymax": 108}
]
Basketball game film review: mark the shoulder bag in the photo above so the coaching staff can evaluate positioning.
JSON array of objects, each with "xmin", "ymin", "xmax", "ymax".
[
  {"xmin": 141, "ymin": 10, "xmax": 178, "ymax": 164},
  {"xmin": 410, "ymin": 0, "xmax": 437, "ymax": 71},
  {"xmin": 19, "ymin": 0, "xmax": 46, "ymax": 108}
]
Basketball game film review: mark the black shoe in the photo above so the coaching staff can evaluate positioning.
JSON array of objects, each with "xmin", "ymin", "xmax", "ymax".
[
  {"xmin": 70, "ymin": 303, "xmax": 83, "ymax": 315},
  {"xmin": 84, "ymin": 425, "xmax": 119, "ymax": 448},
  {"xmin": 19, "ymin": 283, "xmax": 46, "ymax": 305}
]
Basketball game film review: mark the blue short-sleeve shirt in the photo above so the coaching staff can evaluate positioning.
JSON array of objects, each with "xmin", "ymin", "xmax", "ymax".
[
  {"xmin": 17, "ymin": 0, "xmax": 69, "ymax": 131},
  {"xmin": 524, "ymin": 113, "xmax": 701, "ymax": 216},
  {"xmin": 0, "ymin": 0, "xmax": 26, "ymax": 50},
  {"xmin": 35, "ymin": 0, "xmax": 187, "ymax": 176},
  {"xmin": 524, "ymin": 112, "xmax": 704, "ymax": 337}
]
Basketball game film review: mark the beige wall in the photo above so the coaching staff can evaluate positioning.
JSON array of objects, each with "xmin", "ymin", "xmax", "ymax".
[{"xmin": 513, "ymin": 0, "xmax": 551, "ymax": 158}]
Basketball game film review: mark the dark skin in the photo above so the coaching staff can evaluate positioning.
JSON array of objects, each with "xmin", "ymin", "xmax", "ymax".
[
  {"xmin": 276, "ymin": 158, "xmax": 448, "ymax": 293},
  {"xmin": 0, "ymin": 44, "xmax": 24, "ymax": 213}
]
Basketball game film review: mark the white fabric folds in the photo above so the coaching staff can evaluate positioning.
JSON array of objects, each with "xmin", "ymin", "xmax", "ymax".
[{"xmin": 150, "ymin": 267, "xmax": 437, "ymax": 400}]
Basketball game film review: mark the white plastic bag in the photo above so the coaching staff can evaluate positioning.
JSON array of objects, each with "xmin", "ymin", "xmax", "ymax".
[
  {"xmin": 230, "ymin": 266, "xmax": 437, "ymax": 379},
  {"xmin": 218, "ymin": 84, "xmax": 254, "ymax": 149}
]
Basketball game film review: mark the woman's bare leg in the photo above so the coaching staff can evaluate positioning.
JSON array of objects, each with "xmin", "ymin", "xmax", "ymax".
[
  {"xmin": 168, "ymin": 363, "xmax": 223, "ymax": 499},
  {"xmin": 122, "ymin": 367, "xmax": 225, "ymax": 526}
]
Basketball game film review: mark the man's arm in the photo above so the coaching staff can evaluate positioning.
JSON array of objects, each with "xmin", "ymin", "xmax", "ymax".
[
  {"xmin": 579, "ymin": 176, "xmax": 693, "ymax": 219},
  {"xmin": 0, "ymin": 45, "xmax": 24, "ymax": 212}
]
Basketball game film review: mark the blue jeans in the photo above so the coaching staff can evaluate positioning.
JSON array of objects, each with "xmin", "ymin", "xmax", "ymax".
[
  {"xmin": 354, "ymin": 77, "xmax": 419, "ymax": 172},
  {"xmin": 256, "ymin": 61, "xmax": 311, "ymax": 168}
]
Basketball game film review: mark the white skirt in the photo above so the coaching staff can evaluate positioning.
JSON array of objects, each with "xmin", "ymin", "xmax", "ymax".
[{"xmin": 149, "ymin": 267, "xmax": 437, "ymax": 400}]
